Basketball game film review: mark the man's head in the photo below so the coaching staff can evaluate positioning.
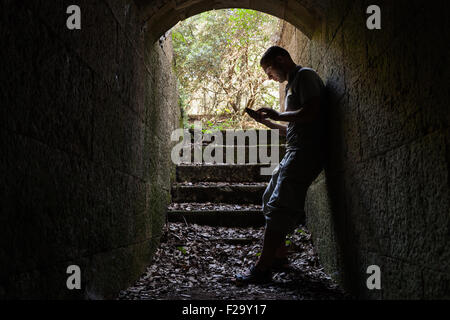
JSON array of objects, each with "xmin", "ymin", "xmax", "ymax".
[{"xmin": 260, "ymin": 46, "xmax": 296, "ymax": 83}]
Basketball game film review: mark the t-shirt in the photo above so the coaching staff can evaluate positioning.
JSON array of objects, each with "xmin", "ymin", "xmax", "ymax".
[{"xmin": 284, "ymin": 66, "xmax": 326, "ymax": 152}]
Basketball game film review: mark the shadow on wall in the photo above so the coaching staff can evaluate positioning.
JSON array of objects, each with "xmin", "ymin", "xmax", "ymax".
[{"xmin": 321, "ymin": 80, "xmax": 364, "ymax": 296}]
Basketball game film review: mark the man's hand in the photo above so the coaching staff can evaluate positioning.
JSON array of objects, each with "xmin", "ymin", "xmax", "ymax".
[
  {"xmin": 245, "ymin": 107, "xmax": 287, "ymax": 136},
  {"xmin": 246, "ymin": 107, "xmax": 270, "ymax": 123},
  {"xmin": 256, "ymin": 108, "xmax": 281, "ymax": 121}
]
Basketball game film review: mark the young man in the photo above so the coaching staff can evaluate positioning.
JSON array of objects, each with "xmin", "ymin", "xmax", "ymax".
[{"xmin": 236, "ymin": 46, "xmax": 326, "ymax": 284}]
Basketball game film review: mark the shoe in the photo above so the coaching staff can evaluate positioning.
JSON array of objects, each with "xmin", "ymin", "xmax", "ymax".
[
  {"xmin": 235, "ymin": 266, "xmax": 272, "ymax": 285},
  {"xmin": 272, "ymin": 257, "xmax": 290, "ymax": 271}
]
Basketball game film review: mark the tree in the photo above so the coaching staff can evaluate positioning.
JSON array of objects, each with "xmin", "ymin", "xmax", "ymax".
[{"xmin": 172, "ymin": 9, "xmax": 280, "ymax": 129}]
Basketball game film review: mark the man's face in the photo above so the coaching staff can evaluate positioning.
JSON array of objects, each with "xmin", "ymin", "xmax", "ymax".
[{"xmin": 263, "ymin": 64, "xmax": 286, "ymax": 83}]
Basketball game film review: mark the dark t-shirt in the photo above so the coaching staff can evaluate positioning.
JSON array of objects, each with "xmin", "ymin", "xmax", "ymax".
[{"xmin": 284, "ymin": 66, "xmax": 326, "ymax": 152}]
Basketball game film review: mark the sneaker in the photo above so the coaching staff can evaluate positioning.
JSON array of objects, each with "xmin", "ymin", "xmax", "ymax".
[{"xmin": 234, "ymin": 266, "xmax": 272, "ymax": 285}]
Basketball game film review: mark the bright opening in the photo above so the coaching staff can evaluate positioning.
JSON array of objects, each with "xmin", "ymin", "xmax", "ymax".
[{"xmin": 171, "ymin": 9, "xmax": 282, "ymax": 131}]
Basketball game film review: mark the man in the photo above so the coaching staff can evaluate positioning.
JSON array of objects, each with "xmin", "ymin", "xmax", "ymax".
[{"xmin": 235, "ymin": 46, "xmax": 326, "ymax": 284}]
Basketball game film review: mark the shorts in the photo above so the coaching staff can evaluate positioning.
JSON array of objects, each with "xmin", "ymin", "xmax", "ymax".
[{"xmin": 262, "ymin": 149, "xmax": 323, "ymax": 234}]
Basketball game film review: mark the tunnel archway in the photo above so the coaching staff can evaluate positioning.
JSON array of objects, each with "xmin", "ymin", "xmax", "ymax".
[
  {"xmin": 2, "ymin": 0, "xmax": 448, "ymax": 300},
  {"xmin": 135, "ymin": 0, "xmax": 324, "ymax": 42},
  {"xmin": 131, "ymin": 0, "xmax": 352, "ymax": 300},
  {"xmin": 134, "ymin": 0, "xmax": 450, "ymax": 300}
]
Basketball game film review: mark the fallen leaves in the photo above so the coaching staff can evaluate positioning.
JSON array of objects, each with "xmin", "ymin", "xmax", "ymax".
[
  {"xmin": 117, "ymin": 222, "xmax": 348, "ymax": 300},
  {"xmin": 168, "ymin": 202, "xmax": 262, "ymax": 212}
]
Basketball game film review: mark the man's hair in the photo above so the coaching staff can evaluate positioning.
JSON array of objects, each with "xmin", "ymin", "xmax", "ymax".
[{"xmin": 260, "ymin": 46, "xmax": 291, "ymax": 67}]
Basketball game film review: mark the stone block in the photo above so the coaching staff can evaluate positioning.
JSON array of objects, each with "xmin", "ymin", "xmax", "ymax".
[
  {"xmin": 92, "ymin": 82, "xmax": 146, "ymax": 179},
  {"xmin": 104, "ymin": 0, "xmax": 142, "ymax": 47},
  {"xmin": 1, "ymin": 0, "xmax": 179, "ymax": 300},
  {"xmin": 377, "ymin": 256, "xmax": 423, "ymax": 300},
  {"xmin": 171, "ymin": 182, "xmax": 267, "ymax": 204},
  {"xmin": 305, "ymin": 177, "xmax": 340, "ymax": 278},
  {"xmin": 386, "ymin": 133, "xmax": 449, "ymax": 268},
  {"xmin": 341, "ymin": 0, "xmax": 368, "ymax": 86},
  {"xmin": 0, "ymin": 6, "xmax": 35, "ymax": 135},
  {"xmin": 84, "ymin": 240, "xmax": 153, "ymax": 299},
  {"xmin": 29, "ymin": 38, "xmax": 94, "ymax": 159},
  {"xmin": 176, "ymin": 164, "xmax": 273, "ymax": 183},
  {"xmin": 423, "ymin": 269, "xmax": 450, "ymax": 299},
  {"xmin": 0, "ymin": 130, "xmax": 92, "ymax": 276}
]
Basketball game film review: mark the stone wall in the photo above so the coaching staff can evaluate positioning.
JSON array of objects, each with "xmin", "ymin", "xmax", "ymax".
[
  {"xmin": 1, "ymin": 0, "xmax": 449, "ymax": 300},
  {"xmin": 278, "ymin": 0, "xmax": 449, "ymax": 299},
  {"xmin": 0, "ymin": 0, "xmax": 180, "ymax": 299}
]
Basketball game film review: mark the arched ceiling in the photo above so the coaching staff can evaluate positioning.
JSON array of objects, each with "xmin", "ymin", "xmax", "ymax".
[{"xmin": 135, "ymin": 0, "xmax": 324, "ymax": 43}]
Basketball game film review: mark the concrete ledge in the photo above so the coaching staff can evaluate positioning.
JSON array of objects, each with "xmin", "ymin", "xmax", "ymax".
[
  {"xmin": 176, "ymin": 163, "xmax": 273, "ymax": 182},
  {"xmin": 167, "ymin": 210, "xmax": 265, "ymax": 228},
  {"xmin": 171, "ymin": 182, "xmax": 267, "ymax": 204}
]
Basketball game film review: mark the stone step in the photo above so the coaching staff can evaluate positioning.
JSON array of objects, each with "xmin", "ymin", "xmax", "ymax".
[
  {"xmin": 171, "ymin": 182, "xmax": 267, "ymax": 204},
  {"xmin": 168, "ymin": 202, "xmax": 263, "ymax": 211},
  {"xmin": 166, "ymin": 210, "xmax": 265, "ymax": 228},
  {"xmin": 166, "ymin": 203, "xmax": 265, "ymax": 227},
  {"xmin": 176, "ymin": 163, "xmax": 273, "ymax": 183},
  {"xmin": 178, "ymin": 144, "xmax": 286, "ymax": 164}
]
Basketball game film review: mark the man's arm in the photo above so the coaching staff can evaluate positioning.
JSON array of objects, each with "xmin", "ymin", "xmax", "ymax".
[
  {"xmin": 257, "ymin": 96, "xmax": 321, "ymax": 124},
  {"xmin": 259, "ymin": 118, "xmax": 287, "ymax": 136},
  {"xmin": 246, "ymin": 109, "xmax": 287, "ymax": 136}
]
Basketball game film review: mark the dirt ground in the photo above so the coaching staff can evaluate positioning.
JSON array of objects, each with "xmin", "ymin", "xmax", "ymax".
[{"xmin": 117, "ymin": 222, "xmax": 349, "ymax": 300}]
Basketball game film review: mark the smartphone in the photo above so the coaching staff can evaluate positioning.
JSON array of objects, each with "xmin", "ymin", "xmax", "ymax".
[{"xmin": 245, "ymin": 108, "xmax": 258, "ymax": 118}]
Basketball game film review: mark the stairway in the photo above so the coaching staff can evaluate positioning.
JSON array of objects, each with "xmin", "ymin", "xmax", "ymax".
[{"xmin": 166, "ymin": 129, "xmax": 286, "ymax": 228}]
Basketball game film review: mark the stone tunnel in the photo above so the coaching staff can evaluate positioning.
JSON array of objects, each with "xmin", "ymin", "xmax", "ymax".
[{"xmin": 1, "ymin": 0, "xmax": 448, "ymax": 299}]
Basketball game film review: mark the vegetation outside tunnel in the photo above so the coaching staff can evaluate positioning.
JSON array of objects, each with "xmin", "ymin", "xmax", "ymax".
[{"xmin": 171, "ymin": 9, "xmax": 283, "ymax": 131}]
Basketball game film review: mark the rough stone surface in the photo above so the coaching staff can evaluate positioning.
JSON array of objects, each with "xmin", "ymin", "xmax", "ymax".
[
  {"xmin": 1, "ymin": 0, "xmax": 179, "ymax": 299},
  {"xmin": 176, "ymin": 164, "xmax": 273, "ymax": 183},
  {"xmin": 278, "ymin": 0, "xmax": 449, "ymax": 299},
  {"xmin": 167, "ymin": 209, "xmax": 266, "ymax": 228},
  {"xmin": 171, "ymin": 182, "xmax": 267, "ymax": 205}
]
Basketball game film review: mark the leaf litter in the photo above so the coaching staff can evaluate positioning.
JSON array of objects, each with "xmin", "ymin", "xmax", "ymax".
[{"xmin": 117, "ymin": 222, "xmax": 349, "ymax": 300}]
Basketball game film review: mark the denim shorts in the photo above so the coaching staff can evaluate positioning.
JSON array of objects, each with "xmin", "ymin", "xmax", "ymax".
[{"xmin": 262, "ymin": 149, "xmax": 323, "ymax": 234}]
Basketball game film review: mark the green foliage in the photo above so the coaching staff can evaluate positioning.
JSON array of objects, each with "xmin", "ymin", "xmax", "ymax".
[
  {"xmin": 171, "ymin": 9, "xmax": 280, "ymax": 129},
  {"xmin": 176, "ymin": 246, "xmax": 188, "ymax": 255}
]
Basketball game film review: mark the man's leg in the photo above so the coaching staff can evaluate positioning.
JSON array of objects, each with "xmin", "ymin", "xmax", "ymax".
[
  {"xmin": 275, "ymin": 241, "xmax": 289, "ymax": 259},
  {"xmin": 234, "ymin": 226, "xmax": 285, "ymax": 284},
  {"xmin": 255, "ymin": 151, "xmax": 313, "ymax": 272},
  {"xmin": 254, "ymin": 227, "xmax": 287, "ymax": 271},
  {"xmin": 259, "ymin": 163, "xmax": 285, "ymax": 269},
  {"xmin": 234, "ymin": 223, "xmax": 290, "ymax": 284},
  {"xmin": 235, "ymin": 151, "xmax": 323, "ymax": 284},
  {"xmin": 235, "ymin": 163, "xmax": 284, "ymax": 284}
]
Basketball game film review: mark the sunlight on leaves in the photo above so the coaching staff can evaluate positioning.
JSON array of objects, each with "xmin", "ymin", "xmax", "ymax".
[{"xmin": 171, "ymin": 9, "xmax": 281, "ymax": 129}]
